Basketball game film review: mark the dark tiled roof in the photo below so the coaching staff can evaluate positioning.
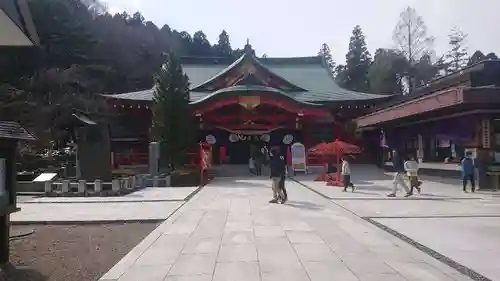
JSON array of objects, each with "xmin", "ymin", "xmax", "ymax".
[
  {"xmin": 0, "ymin": 121, "xmax": 35, "ymax": 140},
  {"xmin": 0, "ymin": 0, "xmax": 39, "ymax": 45},
  {"xmin": 190, "ymin": 85, "xmax": 323, "ymax": 108},
  {"xmin": 104, "ymin": 54, "xmax": 390, "ymax": 103}
]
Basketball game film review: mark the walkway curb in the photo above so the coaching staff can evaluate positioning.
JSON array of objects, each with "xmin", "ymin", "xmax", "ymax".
[
  {"xmin": 11, "ymin": 219, "xmax": 166, "ymax": 226},
  {"xmin": 98, "ymin": 185, "xmax": 204, "ymax": 281},
  {"xmin": 363, "ymin": 217, "xmax": 492, "ymax": 281},
  {"xmin": 292, "ymin": 177, "xmax": 493, "ymax": 281}
]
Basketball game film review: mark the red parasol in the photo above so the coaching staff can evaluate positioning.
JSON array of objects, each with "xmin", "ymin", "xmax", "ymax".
[
  {"xmin": 308, "ymin": 139, "xmax": 361, "ymax": 156},
  {"xmin": 307, "ymin": 139, "xmax": 362, "ymax": 185}
]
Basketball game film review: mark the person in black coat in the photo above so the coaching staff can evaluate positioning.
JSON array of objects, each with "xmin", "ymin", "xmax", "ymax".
[{"xmin": 269, "ymin": 146, "xmax": 286, "ymax": 203}]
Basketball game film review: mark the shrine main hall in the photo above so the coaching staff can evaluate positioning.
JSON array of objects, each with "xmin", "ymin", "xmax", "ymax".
[{"xmin": 104, "ymin": 44, "xmax": 391, "ymax": 165}]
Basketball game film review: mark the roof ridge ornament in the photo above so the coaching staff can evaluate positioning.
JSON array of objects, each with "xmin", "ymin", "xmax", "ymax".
[{"xmin": 244, "ymin": 38, "xmax": 253, "ymax": 55}]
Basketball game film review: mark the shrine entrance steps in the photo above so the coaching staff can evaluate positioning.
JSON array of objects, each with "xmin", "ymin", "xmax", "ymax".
[{"xmin": 211, "ymin": 164, "xmax": 270, "ymax": 178}]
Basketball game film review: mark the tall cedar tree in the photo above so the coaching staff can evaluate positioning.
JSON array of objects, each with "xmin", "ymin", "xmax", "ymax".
[
  {"xmin": 214, "ymin": 30, "xmax": 232, "ymax": 58},
  {"xmin": 152, "ymin": 53, "xmax": 195, "ymax": 169},
  {"xmin": 343, "ymin": 25, "xmax": 372, "ymax": 92},
  {"xmin": 368, "ymin": 48, "xmax": 406, "ymax": 94},
  {"xmin": 319, "ymin": 43, "xmax": 336, "ymax": 76},
  {"xmin": 445, "ymin": 27, "xmax": 468, "ymax": 73}
]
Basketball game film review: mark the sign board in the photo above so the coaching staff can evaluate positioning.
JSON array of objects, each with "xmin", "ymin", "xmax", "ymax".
[
  {"xmin": 291, "ymin": 143, "xmax": 307, "ymax": 173},
  {"xmin": 482, "ymin": 119, "xmax": 491, "ymax": 149},
  {"xmin": 32, "ymin": 173, "xmax": 57, "ymax": 183},
  {"xmin": 0, "ymin": 159, "xmax": 5, "ymax": 196}
]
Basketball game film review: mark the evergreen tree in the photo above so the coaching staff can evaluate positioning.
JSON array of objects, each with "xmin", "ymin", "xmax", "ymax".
[
  {"xmin": 343, "ymin": 25, "xmax": 372, "ymax": 92},
  {"xmin": 467, "ymin": 50, "xmax": 485, "ymax": 66},
  {"xmin": 151, "ymin": 53, "xmax": 195, "ymax": 169},
  {"xmin": 445, "ymin": 27, "xmax": 468, "ymax": 73},
  {"xmin": 214, "ymin": 30, "xmax": 232, "ymax": 58},
  {"xmin": 192, "ymin": 30, "xmax": 212, "ymax": 56},
  {"xmin": 318, "ymin": 43, "xmax": 336, "ymax": 76},
  {"xmin": 334, "ymin": 65, "xmax": 347, "ymax": 85},
  {"xmin": 485, "ymin": 52, "xmax": 498, "ymax": 60},
  {"xmin": 368, "ymin": 48, "xmax": 406, "ymax": 94}
]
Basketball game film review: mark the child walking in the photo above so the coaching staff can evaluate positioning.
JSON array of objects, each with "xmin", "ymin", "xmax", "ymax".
[
  {"xmin": 341, "ymin": 155, "xmax": 355, "ymax": 192},
  {"xmin": 404, "ymin": 154, "xmax": 421, "ymax": 195}
]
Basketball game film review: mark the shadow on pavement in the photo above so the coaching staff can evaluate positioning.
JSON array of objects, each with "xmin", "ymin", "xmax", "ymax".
[
  {"xmin": 0, "ymin": 263, "xmax": 48, "ymax": 281},
  {"xmin": 285, "ymin": 200, "xmax": 323, "ymax": 210},
  {"xmin": 352, "ymin": 185, "xmax": 392, "ymax": 192},
  {"xmin": 210, "ymin": 178, "xmax": 273, "ymax": 188}
]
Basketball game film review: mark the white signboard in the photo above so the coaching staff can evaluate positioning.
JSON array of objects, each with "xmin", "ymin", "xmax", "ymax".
[
  {"xmin": 291, "ymin": 143, "xmax": 307, "ymax": 174},
  {"xmin": 0, "ymin": 159, "xmax": 5, "ymax": 196},
  {"xmin": 205, "ymin": 135, "xmax": 216, "ymax": 145},
  {"xmin": 33, "ymin": 173, "xmax": 57, "ymax": 182}
]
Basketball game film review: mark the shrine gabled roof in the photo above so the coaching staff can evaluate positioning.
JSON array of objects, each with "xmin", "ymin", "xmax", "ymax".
[
  {"xmin": 0, "ymin": 0, "xmax": 39, "ymax": 46},
  {"xmin": 190, "ymin": 85, "xmax": 323, "ymax": 108},
  {"xmin": 0, "ymin": 121, "xmax": 35, "ymax": 140},
  {"xmin": 104, "ymin": 53, "xmax": 390, "ymax": 103}
]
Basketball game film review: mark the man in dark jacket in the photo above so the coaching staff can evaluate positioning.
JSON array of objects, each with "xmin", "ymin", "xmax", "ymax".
[
  {"xmin": 269, "ymin": 146, "xmax": 286, "ymax": 203},
  {"xmin": 387, "ymin": 149, "xmax": 411, "ymax": 197}
]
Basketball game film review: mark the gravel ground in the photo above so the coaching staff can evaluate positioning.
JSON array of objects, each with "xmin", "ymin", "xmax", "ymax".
[{"xmin": 0, "ymin": 222, "xmax": 159, "ymax": 281}]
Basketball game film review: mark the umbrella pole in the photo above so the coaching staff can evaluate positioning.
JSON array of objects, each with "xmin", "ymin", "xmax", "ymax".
[{"xmin": 336, "ymin": 153, "xmax": 340, "ymax": 183}]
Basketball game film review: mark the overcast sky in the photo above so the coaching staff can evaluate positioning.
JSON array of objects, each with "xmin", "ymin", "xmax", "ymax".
[{"xmin": 103, "ymin": 0, "xmax": 498, "ymax": 63}]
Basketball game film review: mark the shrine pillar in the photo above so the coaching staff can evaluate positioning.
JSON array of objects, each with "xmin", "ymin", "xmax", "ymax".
[
  {"xmin": 302, "ymin": 122, "xmax": 310, "ymax": 149},
  {"xmin": 417, "ymin": 134, "xmax": 424, "ymax": 163}
]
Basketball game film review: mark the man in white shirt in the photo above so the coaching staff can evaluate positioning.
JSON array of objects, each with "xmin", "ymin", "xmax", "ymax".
[{"xmin": 341, "ymin": 155, "xmax": 355, "ymax": 192}]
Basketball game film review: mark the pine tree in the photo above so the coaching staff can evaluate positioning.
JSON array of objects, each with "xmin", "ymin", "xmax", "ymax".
[
  {"xmin": 343, "ymin": 25, "xmax": 372, "ymax": 92},
  {"xmin": 445, "ymin": 27, "xmax": 468, "ymax": 73},
  {"xmin": 214, "ymin": 30, "xmax": 232, "ymax": 58},
  {"xmin": 318, "ymin": 43, "xmax": 336, "ymax": 76},
  {"xmin": 151, "ymin": 53, "xmax": 195, "ymax": 170}
]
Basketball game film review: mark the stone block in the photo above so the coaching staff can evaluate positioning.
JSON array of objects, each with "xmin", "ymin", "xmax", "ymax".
[
  {"xmin": 44, "ymin": 181, "xmax": 52, "ymax": 193},
  {"xmin": 78, "ymin": 180, "xmax": 86, "ymax": 193},
  {"xmin": 112, "ymin": 179, "xmax": 120, "ymax": 191},
  {"xmin": 94, "ymin": 179, "xmax": 102, "ymax": 192},
  {"xmin": 131, "ymin": 176, "xmax": 136, "ymax": 189},
  {"xmin": 62, "ymin": 180, "xmax": 70, "ymax": 193}
]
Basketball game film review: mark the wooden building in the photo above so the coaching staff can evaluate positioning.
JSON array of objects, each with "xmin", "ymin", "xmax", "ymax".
[
  {"xmin": 1, "ymin": 0, "xmax": 39, "ymax": 264},
  {"xmin": 104, "ymin": 44, "xmax": 391, "ymax": 165},
  {"xmin": 357, "ymin": 60, "xmax": 500, "ymax": 189}
]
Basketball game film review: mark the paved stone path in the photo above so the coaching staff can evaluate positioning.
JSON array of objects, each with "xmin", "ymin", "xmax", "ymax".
[
  {"xmin": 12, "ymin": 187, "xmax": 199, "ymax": 223},
  {"xmin": 22, "ymin": 186, "xmax": 199, "ymax": 203},
  {"xmin": 297, "ymin": 165, "xmax": 500, "ymax": 280},
  {"xmin": 100, "ymin": 177, "xmax": 472, "ymax": 281}
]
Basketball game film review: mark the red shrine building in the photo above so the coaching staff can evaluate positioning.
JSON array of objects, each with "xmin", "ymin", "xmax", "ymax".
[{"xmin": 104, "ymin": 44, "xmax": 391, "ymax": 165}]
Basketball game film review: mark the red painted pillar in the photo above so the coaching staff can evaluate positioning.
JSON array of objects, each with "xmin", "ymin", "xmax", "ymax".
[{"xmin": 219, "ymin": 146, "xmax": 226, "ymax": 164}]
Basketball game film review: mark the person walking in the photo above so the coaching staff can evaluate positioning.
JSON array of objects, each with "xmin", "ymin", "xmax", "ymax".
[
  {"xmin": 254, "ymin": 150, "xmax": 263, "ymax": 176},
  {"xmin": 341, "ymin": 155, "xmax": 355, "ymax": 192},
  {"xmin": 460, "ymin": 151, "xmax": 476, "ymax": 193},
  {"xmin": 279, "ymin": 157, "xmax": 288, "ymax": 203},
  {"xmin": 387, "ymin": 149, "xmax": 412, "ymax": 197},
  {"xmin": 269, "ymin": 146, "xmax": 286, "ymax": 204},
  {"xmin": 404, "ymin": 154, "xmax": 421, "ymax": 195},
  {"xmin": 249, "ymin": 156, "xmax": 255, "ymax": 175}
]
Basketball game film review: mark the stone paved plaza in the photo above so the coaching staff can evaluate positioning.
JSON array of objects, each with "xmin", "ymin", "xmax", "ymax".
[
  {"xmin": 99, "ymin": 169, "xmax": 490, "ymax": 281},
  {"xmin": 12, "ymin": 187, "xmax": 199, "ymax": 223}
]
